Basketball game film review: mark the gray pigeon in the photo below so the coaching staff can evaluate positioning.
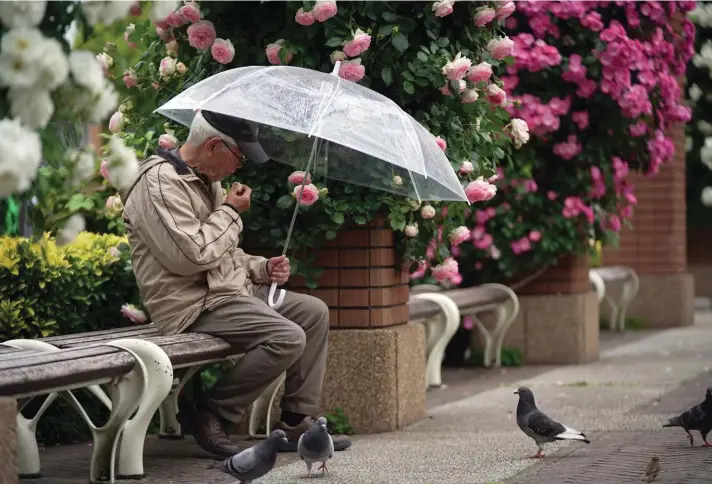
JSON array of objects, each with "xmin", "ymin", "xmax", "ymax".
[
  {"xmin": 514, "ymin": 386, "xmax": 591, "ymax": 458},
  {"xmin": 662, "ymin": 386, "xmax": 712, "ymax": 447},
  {"xmin": 297, "ymin": 416, "xmax": 334, "ymax": 478},
  {"xmin": 213, "ymin": 429, "xmax": 287, "ymax": 483}
]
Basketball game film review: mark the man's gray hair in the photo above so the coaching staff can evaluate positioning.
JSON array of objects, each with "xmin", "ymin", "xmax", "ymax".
[{"xmin": 186, "ymin": 112, "xmax": 236, "ymax": 147}]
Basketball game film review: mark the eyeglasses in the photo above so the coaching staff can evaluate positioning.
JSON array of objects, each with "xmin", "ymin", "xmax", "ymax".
[{"xmin": 219, "ymin": 139, "xmax": 245, "ymax": 166}]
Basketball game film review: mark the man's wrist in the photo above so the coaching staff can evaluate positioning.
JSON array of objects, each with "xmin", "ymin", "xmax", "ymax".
[{"xmin": 221, "ymin": 201, "xmax": 240, "ymax": 215}]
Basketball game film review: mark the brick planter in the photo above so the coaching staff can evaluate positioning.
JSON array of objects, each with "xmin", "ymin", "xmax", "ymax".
[
  {"xmin": 688, "ymin": 228, "xmax": 712, "ymax": 300},
  {"xmin": 501, "ymin": 254, "xmax": 599, "ymax": 364}
]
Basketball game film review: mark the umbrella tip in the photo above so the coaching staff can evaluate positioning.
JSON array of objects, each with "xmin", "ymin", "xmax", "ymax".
[{"xmin": 331, "ymin": 61, "xmax": 341, "ymax": 76}]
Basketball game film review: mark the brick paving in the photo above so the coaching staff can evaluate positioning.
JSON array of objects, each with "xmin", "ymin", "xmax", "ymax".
[{"xmin": 506, "ymin": 371, "xmax": 712, "ymax": 484}]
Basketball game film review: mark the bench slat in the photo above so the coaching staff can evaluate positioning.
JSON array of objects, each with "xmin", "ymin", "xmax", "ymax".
[
  {"xmin": 0, "ymin": 347, "xmax": 135, "ymax": 398},
  {"xmin": 408, "ymin": 298, "xmax": 442, "ymax": 320},
  {"xmin": 41, "ymin": 326, "xmax": 160, "ymax": 346},
  {"xmin": 591, "ymin": 266, "xmax": 635, "ymax": 282},
  {"xmin": 441, "ymin": 287, "xmax": 508, "ymax": 309}
]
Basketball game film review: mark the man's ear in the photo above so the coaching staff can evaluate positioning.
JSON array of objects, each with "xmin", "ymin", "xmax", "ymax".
[{"xmin": 205, "ymin": 137, "xmax": 222, "ymax": 153}]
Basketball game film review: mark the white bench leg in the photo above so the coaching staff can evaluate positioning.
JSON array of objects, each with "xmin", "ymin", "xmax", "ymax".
[
  {"xmin": 474, "ymin": 284, "xmax": 520, "ymax": 368},
  {"xmin": 158, "ymin": 366, "xmax": 202, "ymax": 439},
  {"xmin": 412, "ymin": 293, "xmax": 461, "ymax": 388},
  {"xmin": 3, "ymin": 340, "xmax": 112, "ymax": 479},
  {"xmin": 112, "ymin": 339, "xmax": 173, "ymax": 480},
  {"xmin": 603, "ymin": 293, "xmax": 620, "ymax": 331},
  {"xmin": 617, "ymin": 273, "xmax": 639, "ymax": 331},
  {"xmin": 248, "ymin": 372, "xmax": 286, "ymax": 438},
  {"xmin": 589, "ymin": 271, "xmax": 606, "ymax": 303}
]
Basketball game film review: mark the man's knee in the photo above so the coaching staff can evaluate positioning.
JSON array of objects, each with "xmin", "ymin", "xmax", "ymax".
[
  {"xmin": 303, "ymin": 294, "xmax": 330, "ymax": 330},
  {"xmin": 275, "ymin": 322, "xmax": 307, "ymax": 363}
]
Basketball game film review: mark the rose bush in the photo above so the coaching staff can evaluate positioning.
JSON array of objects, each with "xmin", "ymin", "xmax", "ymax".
[
  {"xmin": 418, "ymin": 0, "xmax": 696, "ymax": 288},
  {"xmin": 685, "ymin": 3, "xmax": 712, "ymax": 226},
  {"xmin": 103, "ymin": 0, "xmax": 527, "ymax": 285}
]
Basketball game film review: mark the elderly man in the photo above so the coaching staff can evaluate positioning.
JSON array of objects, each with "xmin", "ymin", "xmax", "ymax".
[{"xmin": 121, "ymin": 111, "xmax": 351, "ymax": 457}]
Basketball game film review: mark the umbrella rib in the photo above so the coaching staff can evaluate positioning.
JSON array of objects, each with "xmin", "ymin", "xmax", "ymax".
[{"xmin": 194, "ymin": 67, "xmax": 274, "ymax": 113}]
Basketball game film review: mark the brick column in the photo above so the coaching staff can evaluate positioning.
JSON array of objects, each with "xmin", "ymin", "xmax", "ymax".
[
  {"xmin": 687, "ymin": 228, "xmax": 712, "ymax": 301},
  {"xmin": 603, "ymin": 123, "xmax": 694, "ymax": 327}
]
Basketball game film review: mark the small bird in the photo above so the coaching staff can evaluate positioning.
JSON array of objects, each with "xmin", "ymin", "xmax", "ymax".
[
  {"xmin": 644, "ymin": 456, "xmax": 661, "ymax": 482},
  {"xmin": 298, "ymin": 416, "xmax": 334, "ymax": 478},
  {"xmin": 212, "ymin": 429, "xmax": 287, "ymax": 484},
  {"xmin": 662, "ymin": 386, "xmax": 712, "ymax": 447},
  {"xmin": 514, "ymin": 386, "xmax": 591, "ymax": 458}
]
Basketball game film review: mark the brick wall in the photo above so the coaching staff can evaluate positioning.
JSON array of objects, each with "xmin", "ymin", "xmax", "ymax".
[
  {"xmin": 603, "ymin": 122, "xmax": 687, "ymax": 274},
  {"xmin": 248, "ymin": 217, "xmax": 410, "ymax": 329},
  {"xmin": 515, "ymin": 255, "xmax": 591, "ymax": 295},
  {"xmin": 688, "ymin": 228, "xmax": 712, "ymax": 264}
]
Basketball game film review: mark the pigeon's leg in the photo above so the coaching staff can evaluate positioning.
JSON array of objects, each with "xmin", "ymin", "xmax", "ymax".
[
  {"xmin": 685, "ymin": 429, "xmax": 694, "ymax": 447},
  {"xmin": 318, "ymin": 461, "xmax": 329, "ymax": 473},
  {"xmin": 701, "ymin": 431, "xmax": 711, "ymax": 447},
  {"xmin": 528, "ymin": 445, "xmax": 545, "ymax": 459},
  {"xmin": 306, "ymin": 461, "xmax": 313, "ymax": 478}
]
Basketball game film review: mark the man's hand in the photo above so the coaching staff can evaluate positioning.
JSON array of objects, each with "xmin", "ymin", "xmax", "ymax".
[
  {"xmin": 267, "ymin": 255, "xmax": 290, "ymax": 285},
  {"xmin": 225, "ymin": 182, "xmax": 252, "ymax": 213}
]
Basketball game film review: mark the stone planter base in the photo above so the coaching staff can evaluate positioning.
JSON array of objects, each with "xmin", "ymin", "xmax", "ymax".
[
  {"xmin": 502, "ymin": 291, "xmax": 599, "ymax": 365},
  {"xmin": 0, "ymin": 398, "xmax": 17, "ymax": 484},
  {"xmin": 240, "ymin": 324, "xmax": 427, "ymax": 435},
  {"xmin": 625, "ymin": 273, "xmax": 694, "ymax": 328},
  {"xmin": 690, "ymin": 263, "xmax": 712, "ymax": 300}
]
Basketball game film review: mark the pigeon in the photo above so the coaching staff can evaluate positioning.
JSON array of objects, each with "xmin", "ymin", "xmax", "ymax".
[
  {"xmin": 212, "ymin": 429, "xmax": 287, "ymax": 483},
  {"xmin": 662, "ymin": 386, "xmax": 712, "ymax": 447},
  {"xmin": 298, "ymin": 416, "xmax": 334, "ymax": 478},
  {"xmin": 644, "ymin": 456, "xmax": 661, "ymax": 482},
  {"xmin": 514, "ymin": 386, "xmax": 591, "ymax": 458}
]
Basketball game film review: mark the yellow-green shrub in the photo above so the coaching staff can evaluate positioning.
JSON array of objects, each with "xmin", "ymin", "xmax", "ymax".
[{"xmin": 0, "ymin": 232, "xmax": 144, "ymax": 341}]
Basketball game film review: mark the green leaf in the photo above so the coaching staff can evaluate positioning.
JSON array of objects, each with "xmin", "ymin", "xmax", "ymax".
[
  {"xmin": 330, "ymin": 212, "xmax": 345, "ymax": 224},
  {"xmin": 437, "ymin": 37, "xmax": 450, "ymax": 48},
  {"xmin": 354, "ymin": 216, "xmax": 367, "ymax": 225},
  {"xmin": 378, "ymin": 24, "xmax": 395, "ymax": 36},
  {"xmin": 325, "ymin": 230, "xmax": 338, "ymax": 240},
  {"xmin": 325, "ymin": 37, "xmax": 343, "ymax": 48},
  {"xmin": 276, "ymin": 195, "xmax": 294, "ymax": 209},
  {"xmin": 403, "ymin": 80, "xmax": 414, "ymax": 94},
  {"xmin": 390, "ymin": 218, "xmax": 406, "ymax": 231},
  {"xmin": 381, "ymin": 67, "xmax": 393, "ymax": 86},
  {"xmin": 493, "ymin": 147, "xmax": 505, "ymax": 159},
  {"xmin": 382, "ymin": 11, "xmax": 398, "ymax": 22},
  {"xmin": 391, "ymin": 34, "xmax": 409, "ymax": 53},
  {"xmin": 417, "ymin": 51, "xmax": 428, "ymax": 63},
  {"xmin": 402, "ymin": 71, "xmax": 414, "ymax": 82}
]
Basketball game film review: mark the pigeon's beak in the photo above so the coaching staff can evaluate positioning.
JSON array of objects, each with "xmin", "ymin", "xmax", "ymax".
[
  {"xmin": 320, "ymin": 424, "xmax": 327, "ymax": 430},
  {"xmin": 282, "ymin": 437, "xmax": 289, "ymax": 444},
  {"xmin": 513, "ymin": 390, "xmax": 519, "ymax": 395}
]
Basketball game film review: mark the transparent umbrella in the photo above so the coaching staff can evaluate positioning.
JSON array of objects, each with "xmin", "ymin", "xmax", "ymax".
[{"xmin": 155, "ymin": 62, "xmax": 468, "ymax": 308}]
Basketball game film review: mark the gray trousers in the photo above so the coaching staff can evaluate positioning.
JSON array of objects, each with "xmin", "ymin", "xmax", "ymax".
[{"xmin": 188, "ymin": 285, "xmax": 329, "ymax": 424}]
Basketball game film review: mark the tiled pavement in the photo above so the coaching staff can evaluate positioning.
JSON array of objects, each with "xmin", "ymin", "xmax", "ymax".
[{"xmin": 20, "ymin": 311, "xmax": 712, "ymax": 484}]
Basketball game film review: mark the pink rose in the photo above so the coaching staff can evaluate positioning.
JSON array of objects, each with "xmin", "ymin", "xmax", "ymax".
[
  {"xmin": 487, "ymin": 37, "xmax": 514, "ymax": 60},
  {"xmin": 108, "ymin": 111, "xmax": 124, "ymax": 134},
  {"xmin": 432, "ymin": 0, "xmax": 454, "ymax": 17},
  {"xmin": 410, "ymin": 260, "xmax": 428, "ymax": 280},
  {"xmin": 343, "ymin": 28, "xmax": 371, "ymax": 57},
  {"xmin": 156, "ymin": 26, "xmax": 172, "ymax": 41},
  {"xmin": 434, "ymin": 136, "xmax": 447, "ymax": 151},
  {"xmin": 495, "ymin": 1, "xmax": 516, "ymax": 20},
  {"xmin": 295, "ymin": 8, "xmax": 315, "ymax": 26},
  {"xmin": 165, "ymin": 11, "xmax": 186, "ymax": 28},
  {"xmin": 312, "ymin": 0, "xmax": 337, "ymax": 22},
  {"xmin": 176, "ymin": 62, "xmax": 187, "ymax": 74},
  {"xmin": 431, "ymin": 257, "xmax": 460, "ymax": 284},
  {"xmin": 100, "ymin": 159, "xmax": 110, "ymax": 181},
  {"xmin": 179, "ymin": 2, "xmax": 201, "ymax": 23},
  {"xmin": 529, "ymin": 230, "xmax": 541, "ymax": 242},
  {"xmin": 105, "ymin": 194, "xmax": 122, "ymax": 210},
  {"xmin": 158, "ymin": 133, "xmax": 178, "ymax": 149},
  {"xmin": 211, "ymin": 38, "xmax": 235, "ymax": 64},
  {"xmin": 459, "ymin": 161, "xmax": 474, "ymax": 174},
  {"xmin": 293, "ymin": 183, "xmax": 320, "ymax": 206},
  {"xmin": 288, "ymin": 171, "xmax": 312, "ymax": 185},
  {"xmin": 442, "ymin": 53, "xmax": 472, "ymax": 81},
  {"xmin": 159, "ymin": 56, "xmax": 176, "ymax": 77},
  {"xmin": 129, "ymin": 2, "xmax": 141, "ymax": 16},
  {"xmin": 474, "ymin": 7, "xmax": 496, "ymax": 26},
  {"xmin": 338, "ymin": 58, "xmax": 365, "ymax": 82},
  {"xmin": 108, "ymin": 246, "xmax": 122, "ymax": 259},
  {"xmin": 449, "ymin": 226, "xmax": 471, "ymax": 246},
  {"xmin": 467, "ymin": 62, "xmax": 493, "ymax": 84},
  {"xmin": 461, "ymin": 89, "xmax": 479, "ymax": 104},
  {"xmin": 485, "ymin": 84, "xmax": 506, "ymax": 105},
  {"xmin": 266, "ymin": 40, "xmax": 293, "ymax": 65},
  {"xmin": 123, "ymin": 71, "xmax": 138, "ymax": 89},
  {"xmin": 187, "ymin": 20, "xmax": 216, "ymax": 51},
  {"xmin": 465, "ymin": 177, "xmax": 497, "ymax": 203},
  {"xmin": 121, "ymin": 304, "xmax": 147, "ymax": 324}
]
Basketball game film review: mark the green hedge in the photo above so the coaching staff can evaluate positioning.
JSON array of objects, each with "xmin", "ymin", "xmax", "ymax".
[{"xmin": 0, "ymin": 232, "xmax": 144, "ymax": 445}]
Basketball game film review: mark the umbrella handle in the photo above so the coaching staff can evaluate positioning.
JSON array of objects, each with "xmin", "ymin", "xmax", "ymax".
[{"xmin": 268, "ymin": 282, "xmax": 286, "ymax": 309}]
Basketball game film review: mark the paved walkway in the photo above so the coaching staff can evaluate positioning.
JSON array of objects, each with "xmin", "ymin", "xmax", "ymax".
[{"xmin": 23, "ymin": 311, "xmax": 712, "ymax": 484}]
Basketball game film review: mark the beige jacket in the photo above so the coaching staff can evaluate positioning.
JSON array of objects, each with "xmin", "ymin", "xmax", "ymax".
[{"xmin": 122, "ymin": 152, "xmax": 270, "ymax": 335}]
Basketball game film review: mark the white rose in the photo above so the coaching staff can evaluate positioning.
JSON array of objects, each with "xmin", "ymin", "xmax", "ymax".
[
  {"xmin": 490, "ymin": 245, "xmax": 501, "ymax": 260},
  {"xmin": 106, "ymin": 135, "xmax": 139, "ymax": 190},
  {"xmin": 56, "ymin": 214, "xmax": 86, "ymax": 246},
  {"xmin": 421, "ymin": 205, "xmax": 436, "ymax": 219},
  {"xmin": 510, "ymin": 118, "xmax": 530, "ymax": 148},
  {"xmin": 404, "ymin": 224, "xmax": 419, "ymax": 237},
  {"xmin": 37, "ymin": 37, "xmax": 69, "ymax": 91},
  {"xmin": 90, "ymin": 81, "xmax": 119, "ymax": 122},
  {"xmin": 0, "ymin": 117, "xmax": 42, "ymax": 197},
  {"xmin": 689, "ymin": 83, "xmax": 702, "ymax": 103},
  {"xmin": 108, "ymin": 111, "xmax": 125, "ymax": 134},
  {"xmin": 0, "ymin": 27, "xmax": 46, "ymax": 88},
  {"xmin": 0, "ymin": 1, "xmax": 47, "ymax": 28},
  {"xmin": 81, "ymin": 0, "xmax": 133, "ymax": 26},
  {"xmin": 9, "ymin": 87, "xmax": 54, "ymax": 129},
  {"xmin": 69, "ymin": 50, "xmax": 105, "ymax": 94},
  {"xmin": 70, "ymin": 148, "xmax": 97, "ymax": 184},
  {"xmin": 700, "ymin": 137, "xmax": 712, "ymax": 171},
  {"xmin": 459, "ymin": 161, "xmax": 474, "ymax": 174},
  {"xmin": 159, "ymin": 56, "xmax": 176, "ymax": 77},
  {"xmin": 96, "ymin": 51, "xmax": 113, "ymax": 70},
  {"xmin": 702, "ymin": 187, "xmax": 712, "ymax": 207},
  {"xmin": 392, "ymin": 175, "xmax": 403, "ymax": 186}
]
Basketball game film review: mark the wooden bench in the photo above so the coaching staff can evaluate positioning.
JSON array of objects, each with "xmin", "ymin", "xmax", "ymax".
[
  {"xmin": 0, "ymin": 338, "xmax": 173, "ymax": 483},
  {"xmin": 408, "ymin": 283, "xmax": 520, "ymax": 387},
  {"xmin": 588, "ymin": 265, "xmax": 640, "ymax": 331},
  {"xmin": 2, "ymin": 327, "xmax": 286, "ymax": 480}
]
